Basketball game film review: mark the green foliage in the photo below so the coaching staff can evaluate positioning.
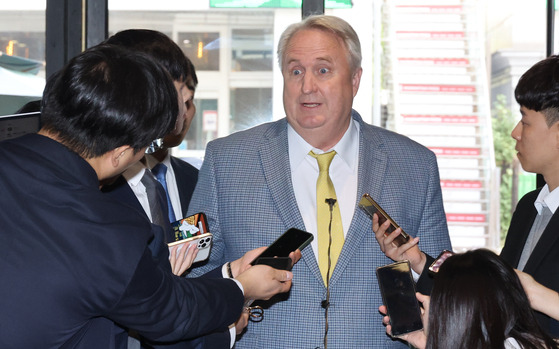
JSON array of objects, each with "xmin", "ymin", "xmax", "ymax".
[
  {"xmin": 492, "ymin": 95, "xmax": 517, "ymax": 167},
  {"xmin": 499, "ymin": 167, "xmax": 513, "ymax": 242},
  {"xmin": 492, "ymin": 94, "xmax": 517, "ymax": 244}
]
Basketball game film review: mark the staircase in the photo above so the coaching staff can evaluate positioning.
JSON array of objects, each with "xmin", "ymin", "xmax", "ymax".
[{"xmin": 381, "ymin": 0, "xmax": 499, "ymax": 251}]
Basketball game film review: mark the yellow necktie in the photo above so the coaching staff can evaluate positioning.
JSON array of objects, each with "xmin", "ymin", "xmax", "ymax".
[{"xmin": 310, "ymin": 151, "xmax": 344, "ymax": 284}]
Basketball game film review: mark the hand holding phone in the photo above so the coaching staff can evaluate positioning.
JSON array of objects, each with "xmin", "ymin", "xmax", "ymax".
[
  {"xmin": 358, "ymin": 193, "xmax": 410, "ymax": 247},
  {"xmin": 377, "ymin": 260, "xmax": 423, "ymax": 337},
  {"xmin": 428, "ymin": 249, "xmax": 454, "ymax": 273},
  {"xmin": 250, "ymin": 228, "xmax": 313, "ymax": 270},
  {"xmin": 168, "ymin": 212, "xmax": 213, "ymax": 264}
]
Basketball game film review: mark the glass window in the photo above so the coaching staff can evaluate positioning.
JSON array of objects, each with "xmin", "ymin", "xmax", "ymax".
[
  {"xmin": 183, "ymin": 98, "xmax": 218, "ymax": 151},
  {"xmin": 230, "ymin": 88, "xmax": 272, "ymax": 133},
  {"xmin": 231, "ymin": 28, "xmax": 273, "ymax": 71},
  {"xmin": 0, "ymin": 4, "xmax": 45, "ymax": 116},
  {"xmin": 178, "ymin": 32, "xmax": 220, "ymax": 71}
]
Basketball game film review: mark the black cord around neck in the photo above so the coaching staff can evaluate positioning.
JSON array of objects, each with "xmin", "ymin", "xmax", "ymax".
[{"xmin": 323, "ymin": 198, "xmax": 336, "ymax": 349}]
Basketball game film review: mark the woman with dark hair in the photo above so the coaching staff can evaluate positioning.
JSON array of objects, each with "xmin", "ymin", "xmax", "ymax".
[{"xmin": 380, "ymin": 249, "xmax": 558, "ymax": 349}]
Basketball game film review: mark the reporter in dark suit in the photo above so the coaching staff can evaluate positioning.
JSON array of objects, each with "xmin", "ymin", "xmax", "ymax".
[
  {"xmin": 500, "ymin": 55, "xmax": 559, "ymax": 337},
  {"xmin": 0, "ymin": 44, "xmax": 294, "ymax": 349},
  {"xmin": 101, "ymin": 30, "xmax": 242, "ymax": 349}
]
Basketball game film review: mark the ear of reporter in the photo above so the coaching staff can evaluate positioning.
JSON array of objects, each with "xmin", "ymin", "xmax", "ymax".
[{"xmin": 235, "ymin": 265, "xmax": 293, "ymax": 300}]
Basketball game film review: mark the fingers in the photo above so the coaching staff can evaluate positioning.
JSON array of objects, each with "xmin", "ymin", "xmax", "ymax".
[
  {"xmin": 235, "ymin": 311, "xmax": 249, "ymax": 335},
  {"xmin": 169, "ymin": 243, "xmax": 198, "ymax": 276},
  {"xmin": 236, "ymin": 265, "xmax": 294, "ymax": 301},
  {"xmin": 288, "ymin": 249, "xmax": 302, "ymax": 265}
]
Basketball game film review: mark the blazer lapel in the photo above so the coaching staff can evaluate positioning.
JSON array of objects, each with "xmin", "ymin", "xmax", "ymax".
[
  {"xmin": 524, "ymin": 211, "xmax": 559, "ymax": 273},
  {"xmin": 329, "ymin": 114, "xmax": 389, "ymax": 285},
  {"xmin": 258, "ymin": 120, "xmax": 323, "ymax": 281}
]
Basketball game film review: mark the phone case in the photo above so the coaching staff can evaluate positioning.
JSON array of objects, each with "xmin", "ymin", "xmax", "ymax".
[
  {"xmin": 428, "ymin": 249, "xmax": 454, "ymax": 273},
  {"xmin": 168, "ymin": 212, "xmax": 212, "ymax": 264},
  {"xmin": 358, "ymin": 193, "xmax": 410, "ymax": 247}
]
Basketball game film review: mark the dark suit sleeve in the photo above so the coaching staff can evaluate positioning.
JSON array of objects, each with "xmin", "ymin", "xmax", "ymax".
[
  {"xmin": 415, "ymin": 253, "xmax": 435, "ymax": 295},
  {"xmin": 109, "ymin": 248, "xmax": 244, "ymax": 343}
]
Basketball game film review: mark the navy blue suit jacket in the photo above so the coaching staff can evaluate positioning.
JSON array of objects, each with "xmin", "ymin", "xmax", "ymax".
[
  {"xmin": 102, "ymin": 164, "xmax": 230, "ymax": 349},
  {"xmin": 0, "ymin": 134, "xmax": 243, "ymax": 349},
  {"xmin": 170, "ymin": 156, "xmax": 199, "ymax": 218}
]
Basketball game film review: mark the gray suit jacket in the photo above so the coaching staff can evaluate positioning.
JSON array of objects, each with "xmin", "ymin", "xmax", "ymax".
[{"xmin": 187, "ymin": 110, "xmax": 451, "ymax": 348}]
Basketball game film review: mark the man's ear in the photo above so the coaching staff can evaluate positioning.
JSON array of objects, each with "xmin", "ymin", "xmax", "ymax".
[{"xmin": 110, "ymin": 145, "xmax": 133, "ymax": 168}]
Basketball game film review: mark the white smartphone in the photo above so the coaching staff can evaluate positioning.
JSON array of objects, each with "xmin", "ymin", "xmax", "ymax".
[{"xmin": 168, "ymin": 212, "xmax": 212, "ymax": 264}]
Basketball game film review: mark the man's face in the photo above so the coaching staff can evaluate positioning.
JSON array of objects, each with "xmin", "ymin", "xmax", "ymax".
[
  {"xmin": 511, "ymin": 106, "xmax": 559, "ymax": 177},
  {"xmin": 282, "ymin": 28, "xmax": 362, "ymax": 150},
  {"xmin": 164, "ymin": 81, "xmax": 195, "ymax": 148}
]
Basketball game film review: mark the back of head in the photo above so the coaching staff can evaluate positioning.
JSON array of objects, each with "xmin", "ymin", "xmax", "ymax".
[
  {"xmin": 427, "ymin": 249, "xmax": 557, "ymax": 349},
  {"xmin": 515, "ymin": 55, "xmax": 559, "ymax": 126},
  {"xmin": 104, "ymin": 29, "xmax": 197, "ymax": 90},
  {"xmin": 40, "ymin": 44, "xmax": 178, "ymax": 158},
  {"xmin": 277, "ymin": 15, "xmax": 362, "ymax": 73}
]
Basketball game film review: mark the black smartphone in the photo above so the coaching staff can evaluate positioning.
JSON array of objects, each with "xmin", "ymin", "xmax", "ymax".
[
  {"xmin": 376, "ymin": 260, "xmax": 423, "ymax": 337},
  {"xmin": 358, "ymin": 193, "xmax": 410, "ymax": 247},
  {"xmin": 250, "ymin": 228, "xmax": 314, "ymax": 270},
  {"xmin": 168, "ymin": 212, "xmax": 212, "ymax": 263}
]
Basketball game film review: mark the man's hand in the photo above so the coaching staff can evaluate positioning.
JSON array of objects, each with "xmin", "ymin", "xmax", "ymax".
[
  {"xmin": 234, "ymin": 310, "xmax": 250, "ymax": 335},
  {"xmin": 229, "ymin": 247, "xmax": 303, "ymax": 278},
  {"xmin": 235, "ymin": 265, "xmax": 293, "ymax": 301},
  {"xmin": 373, "ymin": 214, "xmax": 426, "ymax": 274},
  {"xmin": 169, "ymin": 242, "xmax": 198, "ymax": 276}
]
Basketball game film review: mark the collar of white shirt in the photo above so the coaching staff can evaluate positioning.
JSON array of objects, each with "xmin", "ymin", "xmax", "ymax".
[{"xmin": 535, "ymin": 184, "xmax": 559, "ymax": 215}]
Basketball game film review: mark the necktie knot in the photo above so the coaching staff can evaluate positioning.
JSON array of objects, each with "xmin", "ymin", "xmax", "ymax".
[
  {"xmin": 309, "ymin": 150, "xmax": 337, "ymax": 173},
  {"xmin": 151, "ymin": 163, "xmax": 168, "ymax": 182}
]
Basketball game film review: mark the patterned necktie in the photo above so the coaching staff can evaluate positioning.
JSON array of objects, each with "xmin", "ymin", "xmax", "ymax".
[
  {"xmin": 151, "ymin": 163, "xmax": 176, "ymax": 223},
  {"xmin": 140, "ymin": 169, "xmax": 168, "ymax": 228},
  {"xmin": 310, "ymin": 150, "xmax": 344, "ymax": 284}
]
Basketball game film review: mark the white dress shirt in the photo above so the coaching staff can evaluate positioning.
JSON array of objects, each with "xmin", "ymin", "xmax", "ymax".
[
  {"xmin": 534, "ymin": 183, "xmax": 559, "ymax": 215},
  {"xmin": 122, "ymin": 161, "xmax": 152, "ymax": 220},
  {"xmin": 289, "ymin": 119, "xmax": 360, "ymax": 258}
]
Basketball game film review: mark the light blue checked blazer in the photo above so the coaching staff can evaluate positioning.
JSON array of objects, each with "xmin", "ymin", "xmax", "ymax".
[{"xmin": 187, "ymin": 110, "xmax": 451, "ymax": 348}]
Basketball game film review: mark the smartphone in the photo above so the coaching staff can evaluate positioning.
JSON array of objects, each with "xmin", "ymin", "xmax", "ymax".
[
  {"xmin": 376, "ymin": 260, "xmax": 423, "ymax": 337},
  {"xmin": 358, "ymin": 193, "xmax": 410, "ymax": 247},
  {"xmin": 250, "ymin": 228, "xmax": 314, "ymax": 270},
  {"xmin": 428, "ymin": 249, "xmax": 454, "ymax": 273},
  {"xmin": 168, "ymin": 212, "xmax": 212, "ymax": 263}
]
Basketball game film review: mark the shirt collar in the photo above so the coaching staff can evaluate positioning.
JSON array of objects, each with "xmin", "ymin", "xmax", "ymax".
[
  {"xmin": 145, "ymin": 153, "xmax": 171, "ymax": 170},
  {"xmin": 535, "ymin": 184, "xmax": 559, "ymax": 214},
  {"xmin": 287, "ymin": 119, "xmax": 360, "ymax": 171},
  {"xmin": 122, "ymin": 161, "xmax": 147, "ymax": 187}
]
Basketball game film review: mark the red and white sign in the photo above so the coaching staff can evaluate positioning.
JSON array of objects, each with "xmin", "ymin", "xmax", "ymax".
[
  {"xmin": 402, "ymin": 115, "xmax": 478, "ymax": 124},
  {"xmin": 441, "ymin": 180, "xmax": 483, "ymax": 189},
  {"xmin": 447, "ymin": 213, "xmax": 486, "ymax": 223},
  {"xmin": 396, "ymin": 5, "xmax": 463, "ymax": 14},
  {"xmin": 429, "ymin": 147, "xmax": 480, "ymax": 156},
  {"xmin": 400, "ymin": 84, "xmax": 476, "ymax": 93},
  {"xmin": 203, "ymin": 110, "xmax": 218, "ymax": 132},
  {"xmin": 398, "ymin": 57, "xmax": 469, "ymax": 66},
  {"xmin": 396, "ymin": 31, "xmax": 465, "ymax": 39}
]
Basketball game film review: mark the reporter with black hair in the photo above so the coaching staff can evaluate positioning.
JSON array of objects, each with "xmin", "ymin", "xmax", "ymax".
[{"xmin": 0, "ymin": 44, "xmax": 293, "ymax": 349}]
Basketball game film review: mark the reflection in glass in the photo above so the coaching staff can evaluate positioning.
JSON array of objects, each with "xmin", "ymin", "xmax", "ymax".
[
  {"xmin": 183, "ymin": 98, "xmax": 218, "ymax": 151},
  {"xmin": 178, "ymin": 32, "xmax": 220, "ymax": 71},
  {"xmin": 231, "ymin": 29, "xmax": 273, "ymax": 71},
  {"xmin": 230, "ymin": 88, "xmax": 272, "ymax": 133}
]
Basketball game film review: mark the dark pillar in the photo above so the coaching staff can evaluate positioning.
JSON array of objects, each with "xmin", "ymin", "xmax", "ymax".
[
  {"xmin": 45, "ymin": 0, "xmax": 108, "ymax": 78},
  {"xmin": 302, "ymin": 0, "xmax": 325, "ymax": 18}
]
